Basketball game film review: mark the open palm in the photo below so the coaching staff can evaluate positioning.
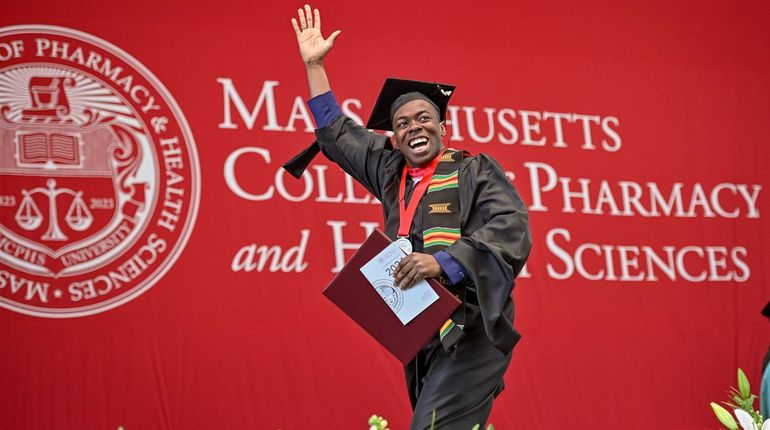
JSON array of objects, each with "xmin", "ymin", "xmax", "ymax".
[{"xmin": 291, "ymin": 5, "xmax": 341, "ymax": 64}]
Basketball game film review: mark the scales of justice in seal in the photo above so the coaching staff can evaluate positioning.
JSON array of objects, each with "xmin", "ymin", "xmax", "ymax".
[
  {"xmin": 11, "ymin": 78, "xmax": 93, "ymax": 240},
  {"xmin": 0, "ymin": 74, "xmax": 147, "ymax": 269}
]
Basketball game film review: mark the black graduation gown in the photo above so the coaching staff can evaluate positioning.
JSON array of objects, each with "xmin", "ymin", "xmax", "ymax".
[{"xmin": 314, "ymin": 115, "xmax": 532, "ymax": 429}]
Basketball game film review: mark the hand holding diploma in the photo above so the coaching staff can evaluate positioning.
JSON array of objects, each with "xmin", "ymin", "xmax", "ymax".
[
  {"xmin": 360, "ymin": 242, "xmax": 439, "ymax": 325},
  {"xmin": 393, "ymin": 252, "xmax": 442, "ymax": 290}
]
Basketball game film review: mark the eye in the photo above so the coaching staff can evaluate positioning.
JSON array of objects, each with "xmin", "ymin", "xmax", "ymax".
[{"xmin": 419, "ymin": 114, "xmax": 431, "ymax": 122}]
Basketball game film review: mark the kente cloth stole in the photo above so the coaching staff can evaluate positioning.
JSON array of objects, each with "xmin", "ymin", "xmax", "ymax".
[{"xmin": 421, "ymin": 148, "xmax": 465, "ymax": 352}]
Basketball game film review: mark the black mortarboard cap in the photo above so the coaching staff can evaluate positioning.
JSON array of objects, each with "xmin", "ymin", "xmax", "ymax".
[
  {"xmin": 365, "ymin": 78, "xmax": 455, "ymax": 131},
  {"xmin": 762, "ymin": 301, "xmax": 770, "ymax": 318}
]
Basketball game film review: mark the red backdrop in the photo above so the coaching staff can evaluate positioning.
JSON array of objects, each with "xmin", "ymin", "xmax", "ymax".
[{"xmin": 1, "ymin": 1, "xmax": 769, "ymax": 429}]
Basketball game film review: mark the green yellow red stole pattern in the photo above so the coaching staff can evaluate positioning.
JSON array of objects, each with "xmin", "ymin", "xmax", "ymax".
[
  {"xmin": 422, "ymin": 149, "xmax": 462, "ymax": 252},
  {"xmin": 420, "ymin": 148, "xmax": 465, "ymax": 351},
  {"xmin": 426, "ymin": 170, "xmax": 459, "ymax": 193},
  {"xmin": 423, "ymin": 227, "xmax": 461, "ymax": 249}
]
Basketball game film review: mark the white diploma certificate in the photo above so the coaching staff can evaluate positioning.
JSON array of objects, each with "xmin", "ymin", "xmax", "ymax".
[{"xmin": 359, "ymin": 242, "xmax": 440, "ymax": 325}]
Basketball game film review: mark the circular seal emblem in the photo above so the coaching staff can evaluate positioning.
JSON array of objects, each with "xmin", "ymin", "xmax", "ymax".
[
  {"xmin": 0, "ymin": 25, "xmax": 199, "ymax": 317},
  {"xmin": 372, "ymin": 279, "xmax": 404, "ymax": 313}
]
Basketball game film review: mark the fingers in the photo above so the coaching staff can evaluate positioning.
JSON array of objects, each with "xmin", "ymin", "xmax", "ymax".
[
  {"xmin": 297, "ymin": 7, "xmax": 307, "ymax": 30},
  {"xmin": 394, "ymin": 256, "xmax": 409, "ymax": 284},
  {"xmin": 396, "ymin": 262, "xmax": 419, "ymax": 290},
  {"xmin": 304, "ymin": 4, "xmax": 313, "ymax": 28},
  {"xmin": 393, "ymin": 253, "xmax": 443, "ymax": 289},
  {"xmin": 402, "ymin": 267, "xmax": 421, "ymax": 289},
  {"xmin": 327, "ymin": 29, "xmax": 341, "ymax": 45},
  {"xmin": 291, "ymin": 18, "xmax": 301, "ymax": 36},
  {"xmin": 394, "ymin": 254, "xmax": 424, "ymax": 289},
  {"xmin": 295, "ymin": 5, "xmax": 335, "ymax": 41}
]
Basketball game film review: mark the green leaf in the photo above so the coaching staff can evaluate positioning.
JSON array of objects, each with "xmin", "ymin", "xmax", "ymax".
[
  {"xmin": 737, "ymin": 368, "xmax": 751, "ymax": 399},
  {"xmin": 486, "ymin": 425, "xmax": 495, "ymax": 430},
  {"xmin": 711, "ymin": 402, "xmax": 739, "ymax": 430},
  {"xmin": 471, "ymin": 425, "xmax": 480, "ymax": 430}
]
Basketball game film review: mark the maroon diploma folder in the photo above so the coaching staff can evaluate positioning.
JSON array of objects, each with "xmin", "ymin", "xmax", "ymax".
[{"xmin": 322, "ymin": 229, "xmax": 461, "ymax": 365}]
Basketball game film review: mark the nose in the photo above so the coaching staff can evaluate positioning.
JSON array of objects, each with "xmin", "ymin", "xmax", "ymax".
[{"xmin": 407, "ymin": 120, "xmax": 423, "ymax": 133}]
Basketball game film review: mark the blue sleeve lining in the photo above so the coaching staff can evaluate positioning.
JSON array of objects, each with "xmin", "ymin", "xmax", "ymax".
[
  {"xmin": 307, "ymin": 90, "xmax": 343, "ymax": 129},
  {"xmin": 434, "ymin": 250, "xmax": 468, "ymax": 285}
]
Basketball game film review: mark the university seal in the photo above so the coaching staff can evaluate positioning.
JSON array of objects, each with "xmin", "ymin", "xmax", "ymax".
[
  {"xmin": 0, "ymin": 25, "xmax": 199, "ymax": 317},
  {"xmin": 372, "ymin": 279, "xmax": 404, "ymax": 314}
]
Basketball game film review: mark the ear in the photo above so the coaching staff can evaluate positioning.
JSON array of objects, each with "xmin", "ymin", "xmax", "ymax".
[
  {"xmin": 390, "ymin": 134, "xmax": 401, "ymax": 150},
  {"xmin": 440, "ymin": 122, "xmax": 446, "ymax": 137}
]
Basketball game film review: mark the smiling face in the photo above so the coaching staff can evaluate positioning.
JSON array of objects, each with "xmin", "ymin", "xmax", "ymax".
[{"xmin": 391, "ymin": 99, "xmax": 446, "ymax": 167}]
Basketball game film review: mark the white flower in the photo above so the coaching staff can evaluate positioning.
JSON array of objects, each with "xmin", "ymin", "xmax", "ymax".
[{"xmin": 733, "ymin": 409, "xmax": 769, "ymax": 430}]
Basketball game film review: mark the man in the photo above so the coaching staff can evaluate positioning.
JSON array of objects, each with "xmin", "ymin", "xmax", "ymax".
[{"xmin": 285, "ymin": 5, "xmax": 531, "ymax": 429}]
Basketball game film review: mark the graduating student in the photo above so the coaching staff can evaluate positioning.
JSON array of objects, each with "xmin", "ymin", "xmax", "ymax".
[{"xmin": 284, "ymin": 5, "xmax": 532, "ymax": 429}]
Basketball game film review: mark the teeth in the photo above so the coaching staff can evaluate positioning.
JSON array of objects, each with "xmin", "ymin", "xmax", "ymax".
[{"xmin": 409, "ymin": 137, "xmax": 428, "ymax": 148}]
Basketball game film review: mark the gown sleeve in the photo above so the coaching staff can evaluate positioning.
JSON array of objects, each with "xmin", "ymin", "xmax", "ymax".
[
  {"xmin": 314, "ymin": 115, "xmax": 394, "ymax": 200},
  {"xmin": 443, "ymin": 154, "xmax": 532, "ymax": 354}
]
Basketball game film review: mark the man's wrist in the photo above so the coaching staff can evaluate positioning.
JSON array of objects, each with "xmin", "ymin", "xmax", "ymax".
[{"xmin": 305, "ymin": 60, "xmax": 324, "ymax": 69}]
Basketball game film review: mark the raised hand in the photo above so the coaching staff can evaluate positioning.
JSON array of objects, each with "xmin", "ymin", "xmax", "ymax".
[{"xmin": 291, "ymin": 4, "xmax": 341, "ymax": 65}]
